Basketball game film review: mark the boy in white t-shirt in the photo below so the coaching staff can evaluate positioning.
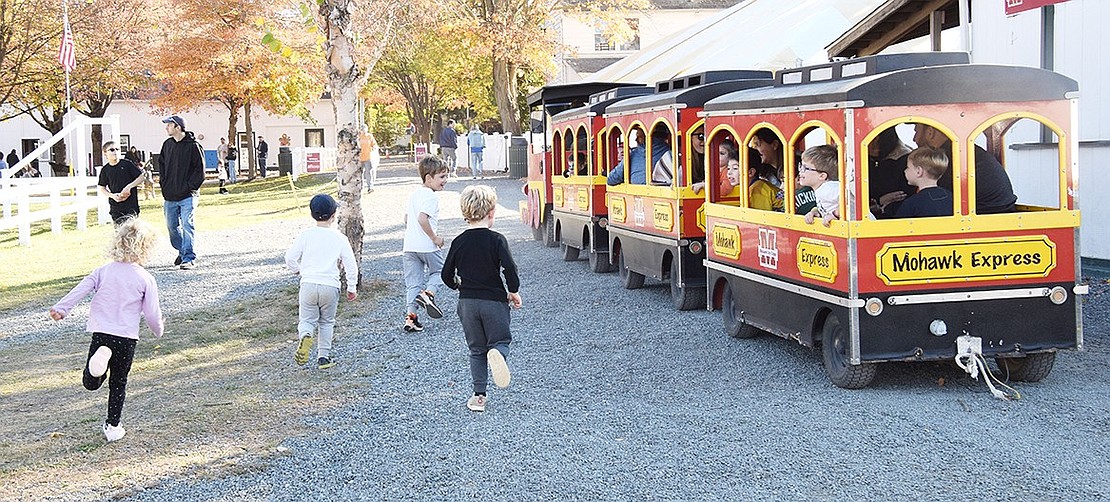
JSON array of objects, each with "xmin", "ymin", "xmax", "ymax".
[
  {"xmin": 799, "ymin": 145, "xmax": 841, "ymax": 227},
  {"xmin": 285, "ymin": 194, "xmax": 358, "ymax": 369},
  {"xmin": 402, "ymin": 156, "xmax": 450, "ymax": 332}
]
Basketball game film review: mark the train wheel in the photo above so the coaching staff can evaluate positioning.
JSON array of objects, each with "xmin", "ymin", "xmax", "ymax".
[
  {"xmin": 995, "ymin": 352, "xmax": 1056, "ymax": 382},
  {"xmin": 670, "ymin": 272, "xmax": 706, "ymax": 311},
  {"xmin": 618, "ymin": 250, "xmax": 644, "ymax": 289},
  {"xmin": 542, "ymin": 219, "xmax": 558, "ymax": 248},
  {"xmin": 821, "ymin": 316, "xmax": 877, "ymax": 389},
  {"xmin": 561, "ymin": 243, "xmax": 580, "ymax": 261},
  {"xmin": 589, "ymin": 250, "xmax": 614, "ymax": 273},
  {"xmin": 722, "ymin": 284, "xmax": 759, "ymax": 339}
]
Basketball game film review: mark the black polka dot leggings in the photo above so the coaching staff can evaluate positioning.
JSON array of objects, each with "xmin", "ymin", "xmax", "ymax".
[{"xmin": 83, "ymin": 332, "xmax": 137, "ymax": 427}]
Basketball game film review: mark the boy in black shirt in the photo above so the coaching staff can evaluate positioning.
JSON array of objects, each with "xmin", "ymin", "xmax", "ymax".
[
  {"xmin": 894, "ymin": 147, "xmax": 953, "ymax": 218},
  {"xmin": 97, "ymin": 141, "xmax": 145, "ymax": 224},
  {"xmin": 441, "ymin": 185, "xmax": 522, "ymax": 412}
]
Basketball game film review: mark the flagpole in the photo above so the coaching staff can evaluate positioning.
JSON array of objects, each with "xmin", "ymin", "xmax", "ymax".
[{"xmin": 61, "ymin": 0, "xmax": 72, "ymax": 176}]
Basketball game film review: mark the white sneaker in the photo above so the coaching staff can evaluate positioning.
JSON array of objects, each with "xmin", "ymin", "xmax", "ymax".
[
  {"xmin": 88, "ymin": 346, "xmax": 112, "ymax": 378},
  {"xmin": 103, "ymin": 422, "xmax": 126, "ymax": 442},
  {"xmin": 488, "ymin": 348, "xmax": 511, "ymax": 389},
  {"xmin": 466, "ymin": 395, "xmax": 487, "ymax": 412}
]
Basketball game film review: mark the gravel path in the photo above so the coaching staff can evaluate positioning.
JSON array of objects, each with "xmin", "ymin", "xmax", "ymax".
[{"xmin": 7, "ymin": 160, "xmax": 1110, "ymax": 501}]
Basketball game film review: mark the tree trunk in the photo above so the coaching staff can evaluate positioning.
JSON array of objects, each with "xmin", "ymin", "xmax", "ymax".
[
  {"xmin": 227, "ymin": 104, "xmax": 239, "ymax": 177},
  {"xmin": 90, "ymin": 125, "xmax": 103, "ymax": 167},
  {"xmin": 244, "ymin": 101, "xmax": 256, "ymax": 178},
  {"xmin": 493, "ymin": 59, "xmax": 522, "ymax": 135}
]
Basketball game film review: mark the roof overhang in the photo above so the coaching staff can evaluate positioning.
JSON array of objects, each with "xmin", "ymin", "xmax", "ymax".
[{"xmin": 826, "ymin": 0, "xmax": 963, "ymax": 58}]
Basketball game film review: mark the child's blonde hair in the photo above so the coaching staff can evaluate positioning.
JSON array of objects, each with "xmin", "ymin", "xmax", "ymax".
[
  {"xmin": 801, "ymin": 144, "xmax": 839, "ymax": 181},
  {"xmin": 907, "ymin": 147, "xmax": 949, "ymax": 180},
  {"xmin": 418, "ymin": 155, "xmax": 449, "ymax": 182},
  {"xmin": 460, "ymin": 185, "xmax": 497, "ymax": 222},
  {"xmin": 108, "ymin": 217, "xmax": 158, "ymax": 264}
]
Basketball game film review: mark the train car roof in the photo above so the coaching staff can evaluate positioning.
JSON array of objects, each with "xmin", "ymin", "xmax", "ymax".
[
  {"xmin": 605, "ymin": 70, "xmax": 774, "ymax": 116},
  {"xmin": 550, "ymin": 86, "xmax": 655, "ymax": 123},
  {"xmin": 526, "ymin": 82, "xmax": 643, "ymax": 109},
  {"xmin": 703, "ymin": 53, "xmax": 1078, "ymax": 113}
]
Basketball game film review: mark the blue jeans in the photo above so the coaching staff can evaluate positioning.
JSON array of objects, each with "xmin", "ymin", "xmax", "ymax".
[
  {"xmin": 470, "ymin": 151, "xmax": 483, "ymax": 177},
  {"xmin": 163, "ymin": 197, "xmax": 197, "ymax": 263},
  {"xmin": 227, "ymin": 160, "xmax": 237, "ymax": 183},
  {"xmin": 258, "ymin": 156, "xmax": 267, "ymax": 177}
]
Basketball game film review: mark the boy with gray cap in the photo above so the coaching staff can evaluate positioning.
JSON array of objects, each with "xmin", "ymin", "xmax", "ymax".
[{"xmin": 285, "ymin": 194, "xmax": 359, "ymax": 369}]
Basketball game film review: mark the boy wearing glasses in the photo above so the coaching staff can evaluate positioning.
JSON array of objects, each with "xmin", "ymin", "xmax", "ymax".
[
  {"xmin": 97, "ymin": 141, "xmax": 144, "ymax": 225},
  {"xmin": 798, "ymin": 144, "xmax": 840, "ymax": 227}
]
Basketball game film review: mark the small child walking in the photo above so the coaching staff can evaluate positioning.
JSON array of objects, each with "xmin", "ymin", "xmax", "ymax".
[
  {"xmin": 49, "ymin": 217, "xmax": 164, "ymax": 442},
  {"xmin": 401, "ymin": 155, "xmax": 450, "ymax": 332},
  {"xmin": 441, "ymin": 185, "xmax": 522, "ymax": 412},
  {"xmin": 285, "ymin": 194, "xmax": 358, "ymax": 369}
]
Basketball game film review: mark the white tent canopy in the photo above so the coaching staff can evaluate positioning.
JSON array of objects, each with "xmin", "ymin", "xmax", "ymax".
[{"xmin": 589, "ymin": 0, "xmax": 886, "ymax": 84}]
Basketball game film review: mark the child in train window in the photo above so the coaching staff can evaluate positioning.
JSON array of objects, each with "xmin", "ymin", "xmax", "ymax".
[
  {"xmin": 649, "ymin": 129, "xmax": 674, "ymax": 185},
  {"xmin": 563, "ymin": 152, "xmax": 588, "ymax": 178},
  {"xmin": 749, "ymin": 128, "xmax": 784, "ymax": 187},
  {"xmin": 892, "ymin": 147, "xmax": 953, "ymax": 218},
  {"xmin": 799, "ymin": 145, "xmax": 840, "ymax": 226},
  {"xmin": 747, "ymin": 147, "xmax": 783, "ymax": 212}
]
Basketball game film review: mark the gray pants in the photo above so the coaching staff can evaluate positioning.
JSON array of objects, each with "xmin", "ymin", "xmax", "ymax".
[
  {"xmin": 457, "ymin": 298, "xmax": 512, "ymax": 394},
  {"xmin": 361, "ymin": 160, "xmax": 376, "ymax": 190},
  {"xmin": 403, "ymin": 250, "xmax": 444, "ymax": 315},
  {"xmin": 298, "ymin": 283, "xmax": 340, "ymax": 358}
]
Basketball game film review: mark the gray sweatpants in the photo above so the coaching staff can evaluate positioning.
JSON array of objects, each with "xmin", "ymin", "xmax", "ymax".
[
  {"xmin": 403, "ymin": 250, "xmax": 444, "ymax": 316},
  {"xmin": 298, "ymin": 282, "xmax": 340, "ymax": 358},
  {"xmin": 457, "ymin": 298, "xmax": 512, "ymax": 394}
]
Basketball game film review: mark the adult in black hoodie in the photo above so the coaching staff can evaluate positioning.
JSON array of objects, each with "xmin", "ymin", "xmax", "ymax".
[{"xmin": 158, "ymin": 115, "xmax": 205, "ymax": 269}]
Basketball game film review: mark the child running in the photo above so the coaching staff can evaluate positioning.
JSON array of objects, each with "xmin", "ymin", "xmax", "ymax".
[
  {"xmin": 286, "ymin": 194, "xmax": 358, "ymax": 369},
  {"xmin": 402, "ymin": 155, "xmax": 450, "ymax": 332},
  {"xmin": 49, "ymin": 217, "xmax": 164, "ymax": 442},
  {"xmin": 441, "ymin": 185, "xmax": 522, "ymax": 412}
]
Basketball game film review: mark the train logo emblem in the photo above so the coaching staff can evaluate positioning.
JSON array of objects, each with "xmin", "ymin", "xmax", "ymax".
[
  {"xmin": 633, "ymin": 197, "xmax": 646, "ymax": 227},
  {"xmin": 711, "ymin": 223, "xmax": 741, "ymax": 260},
  {"xmin": 758, "ymin": 228, "xmax": 778, "ymax": 270},
  {"xmin": 796, "ymin": 238, "xmax": 837, "ymax": 283}
]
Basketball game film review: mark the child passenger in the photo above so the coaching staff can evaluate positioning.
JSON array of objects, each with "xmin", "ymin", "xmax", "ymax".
[
  {"xmin": 894, "ymin": 147, "xmax": 953, "ymax": 218},
  {"xmin": 286, "ymin": 193, "xmax": 358, "ymax": 369},
  {"xmin": 799, "ymin": 144, "xmax": 840, "ymax": 227},
  {"xmin": 402, "ymin": 156, "xmax": 450, "ymax": 332},
  {"xmin": 440, "ymin": 185, "xmax": 522, "ymax": 412},
  {"xmin": 49, "ymin": 218, "xmax": 164, "ymax": 442}
]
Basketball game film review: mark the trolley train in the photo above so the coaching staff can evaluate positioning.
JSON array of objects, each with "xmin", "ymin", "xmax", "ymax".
[{"xmin": 522, "ymin": 52, "xmax": 1087, "ymax": 388}]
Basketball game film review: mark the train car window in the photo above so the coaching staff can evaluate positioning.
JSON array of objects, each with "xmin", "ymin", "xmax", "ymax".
[
  {"xmin": 789, "ymin": 124, "xmax": 847, "ymax": 222},
  {"xmin": 553, "ymin": 130, "xmax": 566, "ymax": 177},
  {"xmin": 605, "ymin": 126, "xmax": 624, "ymax": 176},
  {"xmin": 684, "ymin": 123, "xmax": 706, "ymax": 189},
  {"xmin": 975, "ymin": 117, "xmax": 1063, "ymax": 212},
  {"xmin": 648, "ymin": 122, "xmax": 675, "ymax": 186},
  {"xmin": 704, "ymin": 131, "xmax": 738, "ymax": 202},
  {"xmin": 864, "ymin": 124, "xmax": 915, "ymax": 219},
  {"xmin": 910, "ymin": 123, "xmax": 962, "ymax": 215},
  {"xmin": 572, "ymin": 125, "xmax": 589, "ymax": 177}
]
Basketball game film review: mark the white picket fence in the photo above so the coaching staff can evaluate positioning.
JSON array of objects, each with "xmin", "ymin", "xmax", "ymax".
[{"xmin": 0, "ymin": 176, "xmax": 110, "ymax": 246}]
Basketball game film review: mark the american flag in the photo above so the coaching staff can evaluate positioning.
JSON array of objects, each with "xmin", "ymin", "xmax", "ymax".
[{"xmin": 57, "ymin": 16, "xmax": 76, "ymax": 72}]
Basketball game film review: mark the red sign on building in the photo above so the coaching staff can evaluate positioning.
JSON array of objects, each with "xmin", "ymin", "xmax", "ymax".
[{"xmin": 1005, "ymin": 0, "xmax": 1070, "ymax": 16}]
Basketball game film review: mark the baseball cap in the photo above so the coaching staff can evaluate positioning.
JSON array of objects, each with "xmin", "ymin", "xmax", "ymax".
[
  {"xmin": 162, "ymin": 115, "xmax": 186, "ymax": 130},
  {"xmin": 310, "ymin": 193, "xmax": 338, "ymax": 221}
]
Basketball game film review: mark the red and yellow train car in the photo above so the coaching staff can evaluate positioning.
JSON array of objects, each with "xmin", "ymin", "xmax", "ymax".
[
  {"xmin": 550, "ymin": 86, "xmax": 653, "ymax": 272},
  {"xmin": 521, "ymin": 82, "xmax": 643, "ymax": 247},
  {"xmin": 603, "ymin": 71, "xmax": 772, "ymax": 310},
  {"xmin": 701, "ymin": 53, "xmax": 1085, "ymax": 388}
]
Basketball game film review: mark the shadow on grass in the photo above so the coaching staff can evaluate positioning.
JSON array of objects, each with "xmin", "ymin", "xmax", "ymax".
[{"xmin": 0, "ymin": 273, "xmax": 391, "ymax": 500}]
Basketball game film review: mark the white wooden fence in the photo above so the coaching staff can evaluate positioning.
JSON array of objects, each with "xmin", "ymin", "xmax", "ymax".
[{"xmin": 0, "ymin": 176, "xmax": 110, "ymax": 246}]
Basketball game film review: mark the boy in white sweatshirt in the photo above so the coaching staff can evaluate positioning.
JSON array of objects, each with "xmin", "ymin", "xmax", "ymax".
[{"xmin": 285, "ymin": 194, "xmax": 358, "ymax": 369}]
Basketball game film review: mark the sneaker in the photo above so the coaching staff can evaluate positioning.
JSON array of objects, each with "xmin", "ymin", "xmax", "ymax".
[
  {"xmin": 88, "ymin": 346, "xmax": 112, "ymax": 378},
  {"xmin": 103, "ymin": 422, "xmax": 126, "ymax": 442},
  {"xmin": 403, "ymin": 313, "xmax": 424, "ymax": 333},
  {"xmin": 487, "ymin": 348, "xmax": 511, "ymax": 389},
  {"xmin": 294, "ymin": 335, "xmax": 313, "ymax": 365},
  {"xmin": 174, "ymin": 256, "xmax": 182, "ymax": 266},
  {"xmin": 466, "ymin": 395, "xmax": 487, "ymax": 412},
  {"xmin": 317, "ymin": 357, "xmax": 335, "ymax": 369},
  {"xmin": 415, "ymin": 290, "xmax": 443, "ymax": 319},
  {"xmin": 179, "ymin": 261, "xmax": 195, "ymax": 270}
]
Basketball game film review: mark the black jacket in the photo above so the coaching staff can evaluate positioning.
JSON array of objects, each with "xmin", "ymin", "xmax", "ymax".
[{"xmin": 158, "ymin": 132, "xmax": 205, "ymax": 201}]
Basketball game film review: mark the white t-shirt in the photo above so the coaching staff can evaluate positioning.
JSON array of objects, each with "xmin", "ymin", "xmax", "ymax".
[
  {"xmin": 404, "ymin": 186, "xmax": 439, "ymax": 252},
  {"xmin": 814, "ymin": 181, "xmax": 840, "ymax": 217},
  {"xmin": 285, "ymin": 226, "xmax": 358, "ymax": 292}
]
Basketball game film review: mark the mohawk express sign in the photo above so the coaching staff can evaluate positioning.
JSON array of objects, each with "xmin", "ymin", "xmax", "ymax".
[
  {"xmin": 1005, "ymin": 0, "xmax": 1070, "ymax": 16},
  {"xmin": 876, "ymin": 236, "xmax": 1056, "ymax": 285}
]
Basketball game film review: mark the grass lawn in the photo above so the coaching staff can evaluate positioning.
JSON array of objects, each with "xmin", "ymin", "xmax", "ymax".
[
  {"xmin": 0, "ymin": 175, "xmax": 332, "ymax": 312},
  {"xmin": 0, "ymin": 174, "xmax": 393, "ymax": 499}
]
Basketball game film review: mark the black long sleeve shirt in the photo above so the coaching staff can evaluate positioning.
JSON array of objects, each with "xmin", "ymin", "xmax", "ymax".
[{"xmin": 441, "ymin": 227, "xmax": 519, "ymax": 302}]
